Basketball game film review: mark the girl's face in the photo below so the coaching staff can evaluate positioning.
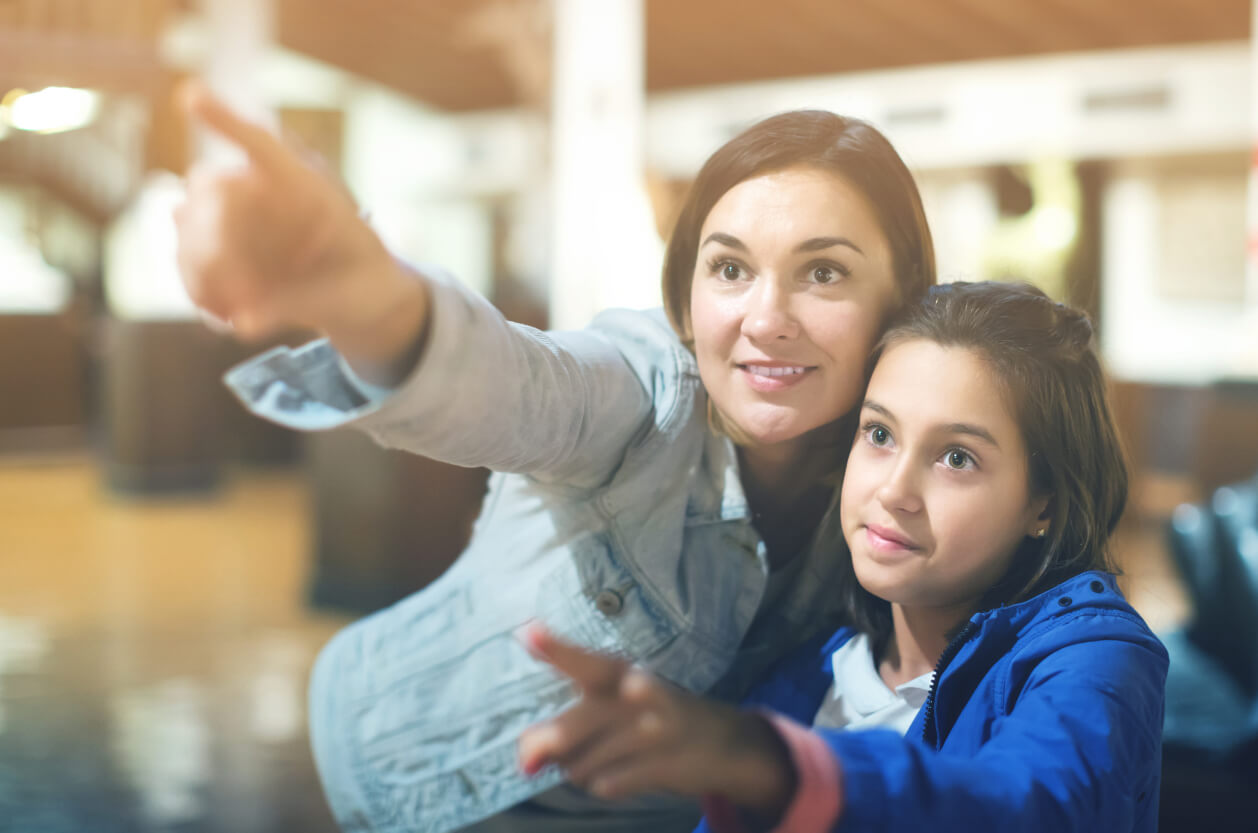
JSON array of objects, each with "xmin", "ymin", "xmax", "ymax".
[
  {"xmin": 688, "ymin": 166, "xmax": 899, "ymax": 451},
  {"xmin": 840, "ymin": 339, "xmax": 1049, "ymax": 619}
]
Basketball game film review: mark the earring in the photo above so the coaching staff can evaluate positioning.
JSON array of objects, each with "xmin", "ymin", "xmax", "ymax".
[{"xmin": 1033, "ymin": 528, "xmax": 1047, "ymax": 539}]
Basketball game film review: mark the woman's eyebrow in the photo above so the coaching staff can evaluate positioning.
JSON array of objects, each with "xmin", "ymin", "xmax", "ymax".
[
  {"xmin": 793, "ymin": 236, "xmax": 865, "ymax": 256},
  {"xmin": 700, "ymin": 232, "xmax": 747, "ymax": 251},
  {"xmin": 700, "ymin": 232, "xmax": 866, "ymax": 257}
]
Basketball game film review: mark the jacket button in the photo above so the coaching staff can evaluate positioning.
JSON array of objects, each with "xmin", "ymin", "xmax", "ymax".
[
  {"xmin": 1058, "ymin": 596, "xmax": 1073, "ymax": 607},
  {"xmin": 1090, "ymin": 580, "xmax": 1104, "ymax": 593},
  {"xmin": 595, "ymin": 589, "xmax": 624, "ymax": 616}
]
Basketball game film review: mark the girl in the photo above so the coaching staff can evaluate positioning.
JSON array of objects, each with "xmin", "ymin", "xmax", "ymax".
[
  {"xmin": 518, "ymin": 281, "xmax": 1169, "ymax": 832},
  {"xmin": 174, "ymin": 96, "xmax": 935, "ymax": 833}
]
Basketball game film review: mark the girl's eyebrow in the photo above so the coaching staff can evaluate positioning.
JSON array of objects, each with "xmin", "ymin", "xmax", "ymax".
[
  {"xmin": 863, "ymin": 399, "xmax": 1000, "ymax": 448},
  {"xmin": 944, "ymin": 422, "xmax": 1000, "ymax": 448},
  {"xmin": 862, "ymin": 399, "xmax": 897, "ymax": 422}
]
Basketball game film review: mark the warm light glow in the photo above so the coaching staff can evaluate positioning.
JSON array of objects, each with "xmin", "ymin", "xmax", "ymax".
[
  {"xmin": 6, "ymin": 86, "xmax": 101, "ymax": 134},
  {"xmin": 1032, "ymin": 204, "xmax": 1078, "ymax": 252}
]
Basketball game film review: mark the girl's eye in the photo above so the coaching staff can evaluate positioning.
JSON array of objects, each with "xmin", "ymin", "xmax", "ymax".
[
  {"xmin": 865, "ymin": 424, "xmax": 891, "ymax": 447},
  {"xmin": 942, "ymin": 449, "xmax": 976, "ymax": 471}
]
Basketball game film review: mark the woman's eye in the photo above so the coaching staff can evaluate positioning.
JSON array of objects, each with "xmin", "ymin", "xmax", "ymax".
[
  {"xmin": 723, "ymin": 263, "xmax": 741, "ymax": 280},
  {"xmin": 809, "ymin": 263, "xmax": 849, "ymax": 285},
  {"xmin": 867, "ymin": 425, "xmax": 890, "ymax": 446},
  {"xmin": 943, "ymin": 449, "xmax": 974, "ymax": 470}
]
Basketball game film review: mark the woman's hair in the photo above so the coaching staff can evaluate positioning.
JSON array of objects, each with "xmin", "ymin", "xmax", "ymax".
[
  {"xmin": 839, "ymin": 281, "xmax": 1130, "ymax": 641},
  {"xmin": 661, "ymin": 110, "xmax": 936, "ymax": 344}
]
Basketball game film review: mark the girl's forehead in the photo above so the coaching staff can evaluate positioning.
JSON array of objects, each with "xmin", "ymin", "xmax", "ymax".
[{"xmin": 868, "ymin": 341, "xmax": 1018, "ymax": 440}]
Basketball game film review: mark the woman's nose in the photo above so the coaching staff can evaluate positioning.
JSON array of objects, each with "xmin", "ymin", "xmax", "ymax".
[{"xmin": 740, "ymin": 279, "xmax": 800, "ymax": 342}]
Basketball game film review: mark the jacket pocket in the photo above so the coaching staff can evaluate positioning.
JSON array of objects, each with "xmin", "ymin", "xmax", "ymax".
[{"xmin": 535, "ymin": 532, "xmax": 680, "ymax": 662}]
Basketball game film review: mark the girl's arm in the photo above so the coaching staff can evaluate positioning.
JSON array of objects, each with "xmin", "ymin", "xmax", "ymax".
[
  {"xmin": 515, "ymin": 624, "xmax": 799, "ymax": 816},
  {"xmin": 520, "ymin": 623, "xmax": 1168, "ymax": 833},
  {"xmin": 784, "ymin": 633, "xmax": 1168, "ymax": 833}
]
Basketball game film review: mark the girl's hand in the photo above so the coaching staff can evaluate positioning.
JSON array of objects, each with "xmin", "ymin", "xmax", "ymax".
[
  {"xmin": 174, "ymin": 82, "xmax": 429, "ymax": 373},
  {"xmin": 516, "ymin": 624, "xmax": 796, "ymax": 818}
]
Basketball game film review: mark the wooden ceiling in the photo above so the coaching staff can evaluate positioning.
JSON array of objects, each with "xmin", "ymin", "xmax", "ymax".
[
  {"xmin": 0, "ymin": 0, "xmax": 1250, "ymax": 222},
  {"xmin": 276, "ymin": 0, "xmax": 1252, "ymax": 112}
]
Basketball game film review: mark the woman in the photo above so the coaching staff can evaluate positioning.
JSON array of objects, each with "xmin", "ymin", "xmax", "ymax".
[{"xmin": 175, "ymin": 91, "xmax": 935, "ymax": 833}]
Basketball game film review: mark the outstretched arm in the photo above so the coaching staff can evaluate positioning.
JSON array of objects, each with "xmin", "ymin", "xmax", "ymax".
[
  {"xmin": 176, "ymin": 82, "xmax": 429, "ymax": 375},
  {"xmin": 177, "ymin": 85, "xmax": 657, "ymax": 483}
]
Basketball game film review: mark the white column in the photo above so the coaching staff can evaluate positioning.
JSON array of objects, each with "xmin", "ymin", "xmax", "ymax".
[
  {"xmin": 1249, "ymin": 0, "xmax": 1258, "ymax": 300},
  {"xmin": 549, "ymin": 0, "xmax": 661, "ymax": 330},
  {"xmin": 199, "ymin": 0, "xmax": 275, "ymax": 161},
  {"xmin": 1244, "ymin": 0, "xmax": 1258, "ymax": 368}
]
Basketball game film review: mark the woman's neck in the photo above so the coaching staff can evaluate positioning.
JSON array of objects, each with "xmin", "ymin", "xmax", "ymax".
[
  {"xmin": 737, "ymin": 442, "xmax": 838, "ymax": 568},
  {"xmin": 879, "ymin": 602, "xmax": 973, "ymax": 690}
]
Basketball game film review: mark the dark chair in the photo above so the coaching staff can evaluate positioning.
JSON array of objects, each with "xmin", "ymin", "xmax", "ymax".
[{"xmin": 1160, "ymin": 471, "xmax": 1258, "ymax": 833}]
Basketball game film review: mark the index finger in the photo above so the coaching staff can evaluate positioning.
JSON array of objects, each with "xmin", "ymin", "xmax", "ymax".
[
  {"xmin": 519, "ymin": 623, "xmax": 627, "ymax": 695},
  {"xmin": 179, "ymin": 80, "xmax": 290, "ymax": 171}
]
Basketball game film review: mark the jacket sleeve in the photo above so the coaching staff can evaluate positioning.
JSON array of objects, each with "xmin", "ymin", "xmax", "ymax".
[
  {"xmin": 224, "ymin": 263, "xmax": 663, "ymax": 488},
  {"xmin": 814, "ymin": 630, "xmax": 1167, "ymax": 833},
  {"xmin": 696, "ymin": 624, "xmax": 1167, "ymax": 833}
]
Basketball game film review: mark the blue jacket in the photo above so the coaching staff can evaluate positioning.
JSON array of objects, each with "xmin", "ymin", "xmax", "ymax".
[{"xmin": 698, "ymin": 571, "xmax": 1168, "ymax": 833}]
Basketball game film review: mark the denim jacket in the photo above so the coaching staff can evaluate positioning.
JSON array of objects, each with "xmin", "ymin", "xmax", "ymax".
[
  {"xmin": 225, "ymin": 267, "xmax": 853, "ymax": 833},
  {"xmin": 697, "ymin": 571, "xmax": 1169, "ymax": 833}
]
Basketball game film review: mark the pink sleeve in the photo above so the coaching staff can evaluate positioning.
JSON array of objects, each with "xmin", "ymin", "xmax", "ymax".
[{"xmin": 701, "ymin": 713, "xmax": 843, "ymax": 833}]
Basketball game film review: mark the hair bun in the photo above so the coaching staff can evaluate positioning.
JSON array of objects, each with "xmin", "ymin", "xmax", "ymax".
[{"xmin": 1055, "ymin": 304, "xmax": 1094, "ymax": 349}]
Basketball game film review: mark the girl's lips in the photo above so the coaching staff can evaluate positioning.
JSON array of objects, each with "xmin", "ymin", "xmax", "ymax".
[
  {"xmin": 865, "ymin": 524, "xmax": 921, "ymax": 553},
  {"xmin": 737, "ymin": 363, "xmax": 815, "ymax": 392}
]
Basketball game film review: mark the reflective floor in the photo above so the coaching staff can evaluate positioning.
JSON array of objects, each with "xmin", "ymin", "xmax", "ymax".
[
  {"xmin": 0, "ymin": 457, "xmax": 347, "ymax": 833},
  {"xmin": 0, "ymin": 455, "xmax": 1191, "ymax": 833}
]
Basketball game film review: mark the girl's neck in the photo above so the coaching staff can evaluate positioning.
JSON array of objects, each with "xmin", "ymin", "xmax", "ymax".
[{"xmin": 879, "ymin": 602, "xmax": 974, "ymax": 690}]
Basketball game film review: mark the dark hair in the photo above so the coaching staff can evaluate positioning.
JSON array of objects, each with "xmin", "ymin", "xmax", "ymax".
[
  {"xmin": 661, "ymin": 110, "xmax": 936, "ymax": 344},
  {"xmin": 839, "ymin": 281, "xmax": 1129, "ymax": 641}
]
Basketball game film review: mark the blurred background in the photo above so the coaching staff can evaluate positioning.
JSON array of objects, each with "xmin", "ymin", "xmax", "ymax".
[{"xmin": 2, "ymin": 1, "xmax": 1257, "ymax": 831}]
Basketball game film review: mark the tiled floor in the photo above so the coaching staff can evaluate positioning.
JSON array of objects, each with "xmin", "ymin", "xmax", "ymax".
[
  {"xmin": 0, "ymin": 457, "xmax": 347, "ymax": 833},
  {"xmin": 0, "ymin": 455, "xmax": 1195, "ymax": 833}
]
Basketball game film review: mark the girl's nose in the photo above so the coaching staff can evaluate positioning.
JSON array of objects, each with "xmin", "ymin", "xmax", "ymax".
[
  {"xmin": 740, "ymin": 279, "xmax": 800, "ymax": 343},
  {"xmin": 876, "ymin": 459, "xmax": 925, "ymax": 515}
]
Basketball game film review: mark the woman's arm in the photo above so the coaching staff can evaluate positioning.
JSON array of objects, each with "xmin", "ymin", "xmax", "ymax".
[{"xmin": 177, "ymin": 84, "xmax": 659, "ymax": 486}]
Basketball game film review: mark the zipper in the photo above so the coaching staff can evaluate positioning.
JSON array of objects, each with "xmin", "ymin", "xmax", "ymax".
[{"xmin": 921, "ymin": 620, "xmax": 979, "ymax": 747}]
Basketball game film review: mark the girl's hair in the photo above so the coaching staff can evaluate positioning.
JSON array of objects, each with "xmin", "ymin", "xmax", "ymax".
[
  {"xmin": 660, "ymin": 110, "xmax": 936, "ymax": 444},
  {"xmin": 840, "ymin": 281, "xmax": 1129, "ymax": 641}
]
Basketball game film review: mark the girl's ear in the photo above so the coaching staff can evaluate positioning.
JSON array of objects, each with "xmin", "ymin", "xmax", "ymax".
[{"xmin": 1024, "ymin": 495, "xmax": 1053, "ymax": 539}]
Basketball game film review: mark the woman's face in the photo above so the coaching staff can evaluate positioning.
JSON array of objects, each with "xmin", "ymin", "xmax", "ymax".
[
  {"xmin": 688, "ymin": 166, "xmax": 900, "ymax": 452},
  {"xmin": 840, "ymin": 340, "xmax": 1049, "ymax": 619}
]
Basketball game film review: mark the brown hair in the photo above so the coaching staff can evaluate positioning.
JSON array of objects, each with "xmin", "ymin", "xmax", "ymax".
[
  {"xmin": 839, "ymin": 281, "xmax": 1129, "ymax": 641},
  {"xmin": 661, "ymin": 110, "xmax": 936, "ymax": 344}
]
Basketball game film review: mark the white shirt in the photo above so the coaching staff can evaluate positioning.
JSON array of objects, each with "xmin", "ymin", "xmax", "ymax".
[{"xmin": 812, "ymin": 632, "xmax": 934, "ymax": 736}]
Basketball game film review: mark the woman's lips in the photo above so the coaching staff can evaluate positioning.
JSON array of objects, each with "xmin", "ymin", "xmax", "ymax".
[
  {"xmin": 865, "ymin": 523, "xmax": 921, "ymax": 553},
  {"xmin": 737, "ymin": 363, "xmax": 815, "ymax": 392}
]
